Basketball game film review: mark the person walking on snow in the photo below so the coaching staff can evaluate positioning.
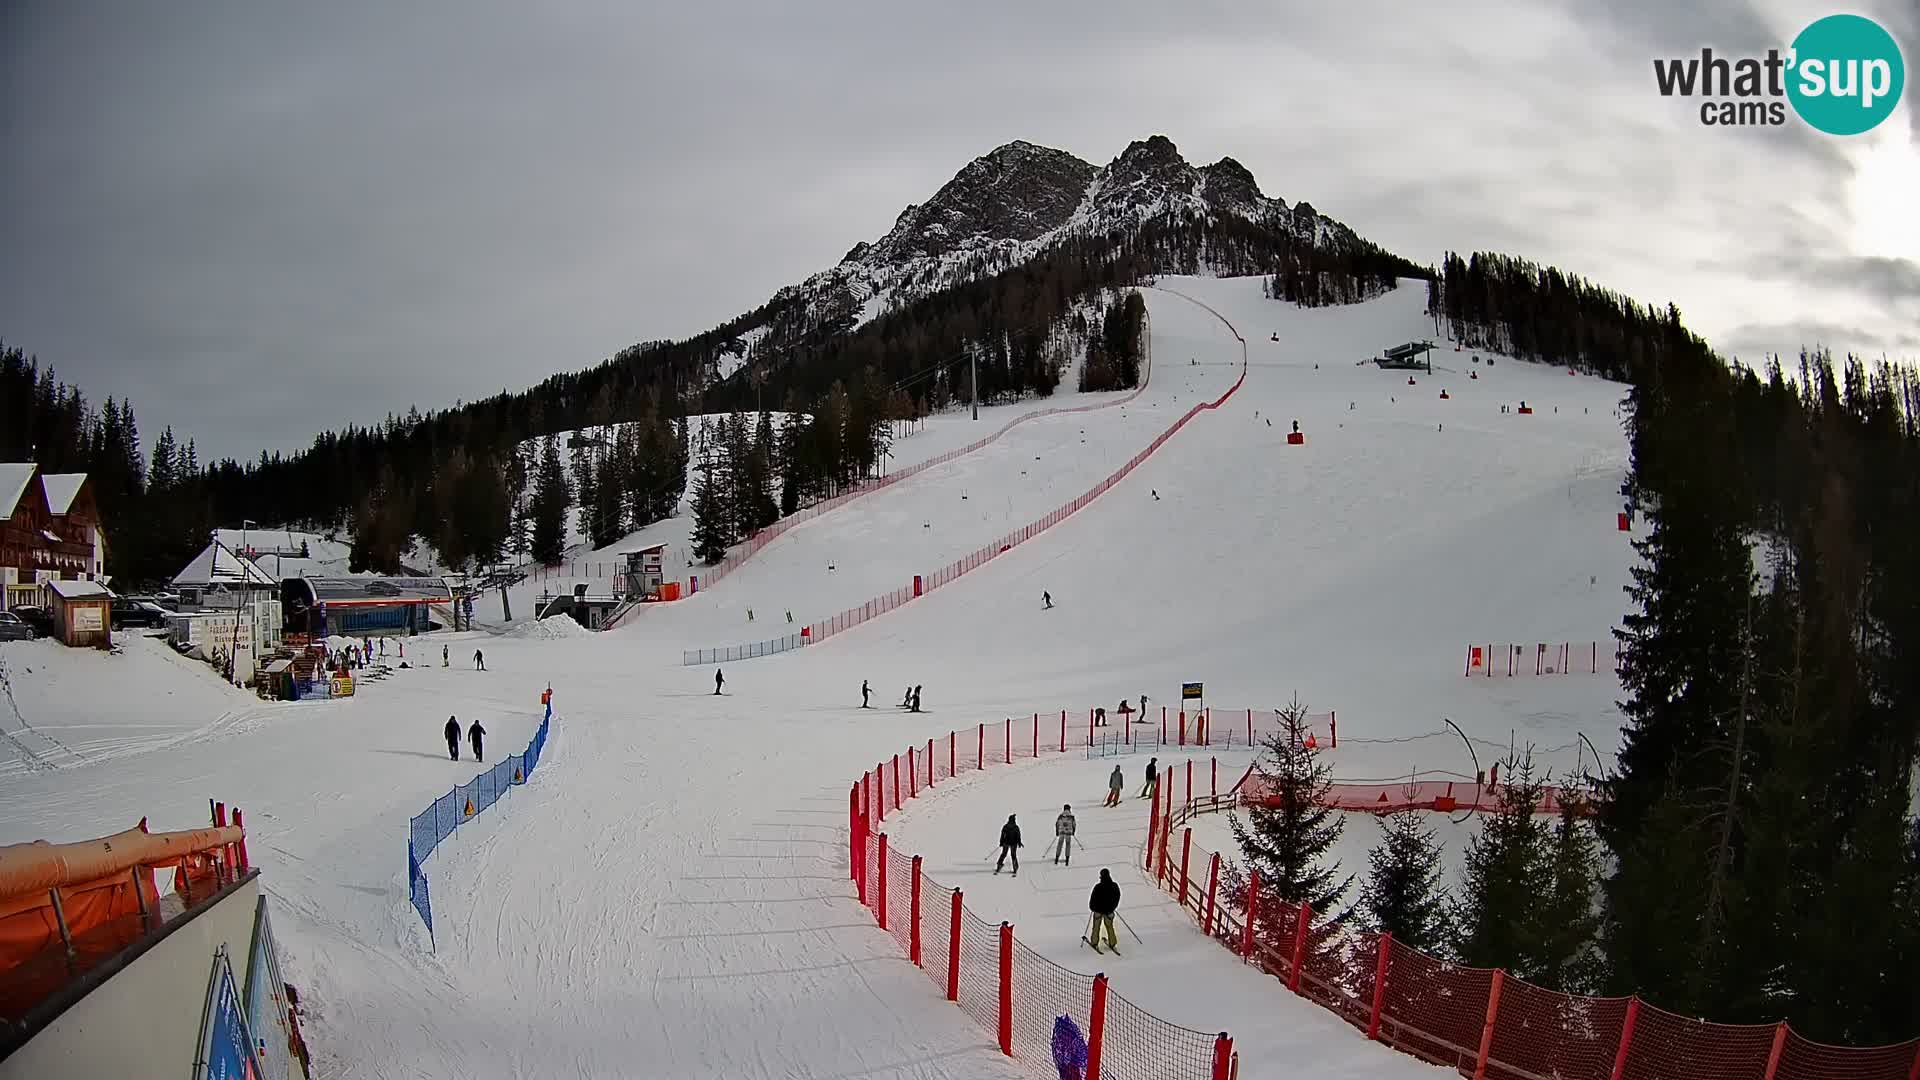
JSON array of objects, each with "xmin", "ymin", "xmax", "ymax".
[
  {"xmin": 1043, "ymin": 591, "xmax": 1053, "ymax": 610},
  {"xmin": 861, "ymin": 680, "xmax": 871, "ymax": 708},
  {"xmin": 443, "ymin": 716, "xmax": 461, "ymax": 761},
  {"xmin": 1053, "ymin": 804, "xmax": 1077, "ymax": 865},
  {"xmin": 1140, "ymin": 757, "xmax": 1158, "ymax": 799},
  {"xmin": 467, "ymin": 718, "xmax": 486, "ymax": 761},
  {"xmin": 1088, "ymin": 869, "xmax": 1121, "ymax": 951},
  {"xmin": 1105, "ymin": 765, "xmax": 1124, "ymax": 806},
  {"xmin": 714, "ymin": 669, "xmax": 725, "ymax": 695},
  {"xmin": 442, "ymin": 644, "xmax": 449, "ymax": 667},
  {"xmin": 747, "ymin": 608, "xmax": 754, "ymax": 622},
  {"xmin": 910, "ymin": 685, "xmax": 923, "ymax": 713},
  {"xmin": 995, "ymin": 814, "xmax": 1023, "ymax": 876},
  {"xmin": 901, "ymin": 686, "xmax": 913, "ymax": 708},
  {"xmin": 473, "ymin": 649, "xmax": 485, "ymax": 671}
]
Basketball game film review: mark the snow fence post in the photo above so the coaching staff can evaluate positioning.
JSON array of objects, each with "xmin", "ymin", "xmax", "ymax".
[
  {"xmin": 892, "ymin": 755, "xmax": 901, "ymax": 811},
  {"xmin": 1178, "ymin": 829, "xmax": 1192, "ymax": 910},
  {"xmin": 1242, "ymin": 871, "xmax": 1260, "ymax": 959},
  {"xmin": 1367, "ymin": 933, "xmax": 1392, "ymax": 1041},
  {"xmin": 947, "ymin": 890, "xmax": 963, "ymax": 1001},
  {"xmin": 908, "ymin": 747, "xmax": 917, "ymax": 799},
  {"xmin": 997, "ymin": 922, "xmax": 1014, "ymax": 1057},
  {"xmin": 1472, "ymin": 969, "xmax": 1504, "ymax": 1080},
  {"xmin": 1288, "ymin": 903, "xmax": 1311, "ymax": 992},
  {"xmin": 1059, "ymin": 710, "xmax": 1066, "ymax": 752},
  {"xmin": 875, "ymin": 764, "xmax": 885, "ymax": 823},
  {"xmin": 1205, "ymin": 852, "xmax": 1221, "ymax": 937},
  {"xmin": 877, "ymin": 834, "xmax": 889, "ymax": 931},
  {"xmin": 1608, "ymin": 997, "xmax": 1640, "ymax": 1080},
  {"xmin": 978, "ymin": 723, "xmax": 984, "ymax": 770},
  {"xmin": 1211, "ymin": 1034, "xmax": 1233, "ymax": 1080},
  {"xmin": 1031, "ymin": 713, "xmax": 1038, "ymax": 759},
  {"xmin": 1178, "ymin": 710, "xmax": 1186, "ymax": 747},
  {"xmin": 1146, "ymin": 782, "xmax": 1161, "ymax": 875},
  {"xmin": 926, "ymin": 739, "xmax": 934, "ymax": 786},
  {"xmin": 1186, "ymin": 760, "xmax": 1193, "ymax": 813},
  {"xmin": 1212, "ymin": 757, "xmax": 1218, "ymax": 802},
  {"xmin": 1087, "ymin": 973, "xmax": 1109, "ymax": 1080},
  {"xmin": 1763, "ymin": 1023, "xmax": 1788, "ymax": 1080},
  {"xmin": 1004, "ymin": 718, "xmax": 1011, "ymax": 765},
  {"xmin": 232, "ymin": 809, "xmax": 248, "ymax": 870},
  {"xmin": 1245, "ymin": 708, "xmax": 1252, "ymax": 748},
  {"xmin": 949, "ymin": 730, "xmax": 956, "ymax": 778},
  {"xmin": 1161, "ymin": 707, "xmax": 1167, "ymax": 746},
  {"xmin": 910, "ymin": 855, "xmax": 923, "ymax": 966},
  {"xmin": 1087, "ymin": 708, "xmax": 1093, "ymax": 748}
]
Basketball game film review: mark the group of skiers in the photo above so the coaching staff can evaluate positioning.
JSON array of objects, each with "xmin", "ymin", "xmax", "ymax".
[
  {"xmin": 991, "ymin": 810, "xmax": 1127, "ymax": 955},
  {"xmin": 1100, "ymin": 758, "xmax": 1157, "ymax": 805},
  {"xmin": 442, "ymin": 715, "xmax": 486, "ymax": 761}
]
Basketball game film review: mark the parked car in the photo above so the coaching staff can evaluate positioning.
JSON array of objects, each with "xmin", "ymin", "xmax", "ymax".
[
  {"xmin": 111, "ymin": 598, "xmax": 170, "ymax": 629},
  {"xmin": 0, "ymin": 611, "xmax": 37, "ymax": 641},
  {"xmin": 8, "ymin": 607, "xmax": 53, "ymax": 638}
]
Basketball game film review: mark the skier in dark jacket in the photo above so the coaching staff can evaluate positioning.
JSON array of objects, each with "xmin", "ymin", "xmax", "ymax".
[
  {"xmin": 910, "ymin": 685, "xmax": 922, "ymax": 713},
  {"xmin": 444, "ymin": 716, "xmax": 460, "ymax": 761},
  {"xmin": 861, "ymin": 680, "xmax": 871, "ymax": 708},
  {"xmin": 467, "ymin": 719, "xmax": 486, "ymax": 761},
  {"xmin": 714, "ymin": 669, "xmax": 724, "ymax": 695},
  {"xmin": 1088, "ymin": 869, "xmax": 1120, "ymax": 951},
  {"xmin": 995, "ymin": 815, "xmax": 1022, "ymax": 876},
  {"xmin": 1140, "ymin": 757, "xmax": 1158, "ymax": 799}
]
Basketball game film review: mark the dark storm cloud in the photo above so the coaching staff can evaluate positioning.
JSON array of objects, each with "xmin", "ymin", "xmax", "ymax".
[
  {"xmin": 1, "ymin": 0, "xmax": 1910, "ymax": 461},
  {"xmin": 1721, "ymin": 319, "xmax": 1920, "ymax": 360}
]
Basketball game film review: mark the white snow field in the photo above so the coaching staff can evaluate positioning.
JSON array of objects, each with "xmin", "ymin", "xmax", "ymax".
[{"xmin": 0, "ymin": 275, "xmax": 1638, "ymax": 1079}]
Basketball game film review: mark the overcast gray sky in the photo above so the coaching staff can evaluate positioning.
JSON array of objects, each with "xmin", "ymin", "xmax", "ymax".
[{"xmin": 3, "ymin": 1, "xmax": 1914, "ymax": 461}]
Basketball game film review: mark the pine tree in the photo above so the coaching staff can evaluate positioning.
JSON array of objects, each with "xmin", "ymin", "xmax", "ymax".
[
  {"xmin": 572, "ymin": 439, "xmax": 599, "ymax": 544},
  {"xmin": 1359, "ymin": 807, "xmax": 1450, "ymax": 951},
  {"xmin": 1452, "ymin": 756, "xmax": 1552, "ymax": 973},
  {"xmin": 529, "ymin": 436, "xmax": 571, "ymax": 565},
  {"xmin": 1537, "ymin": 797, "xmax": 1602, "ymax": 992},
  {"xmin": 149, "ymin": 428, "xmax": 179, "ymax": 494},
  {"xmin": 688, "ymin": 459, "xmax": 730, "ymax": 565},
  {"xmin": 1228, "ymin": 697, "xmax": 1352, "ymax": 916}
]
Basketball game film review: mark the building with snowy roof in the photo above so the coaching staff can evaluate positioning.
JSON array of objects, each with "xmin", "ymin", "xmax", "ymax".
[
  {"xmin": 168, "ymin": 539, "xmax": 284, "ymax": 685},
  {"xmin": 0, "ymin": 463, "xmax": 106, "ymax": 611},
  {"xmin": 45, "ymin": 577, "xmax": 114, "ymax": 649}
]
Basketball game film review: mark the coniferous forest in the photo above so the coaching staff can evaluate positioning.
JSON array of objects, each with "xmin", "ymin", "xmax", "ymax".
[{"xmin": 1236, "ymin": 259, "xmax": 1920, "ymax": 1046}]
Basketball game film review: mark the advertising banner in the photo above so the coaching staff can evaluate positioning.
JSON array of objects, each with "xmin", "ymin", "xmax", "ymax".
[{"xmin": 196, "ymin": 947, "xmax": 261, "ymax": 1080}]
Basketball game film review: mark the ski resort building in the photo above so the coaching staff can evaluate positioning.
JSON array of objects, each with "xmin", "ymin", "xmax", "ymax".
[
  {"xmin": 279, "ymin": 576, "xmax": 451, "ymax": 638},
  {"xmin": 44, "ymin": 578, "xmax": 113, "ymax": 649},
  {"xmin": 168, "ymin": 540, "xmax": 284, "ymax": 684},
  {"xmin": 0, "ymin": 464, "xmax": 106, "ymax": 611},
  {"xmin": 1373, "ymin": 340, "xmax": 1435, "ymax": 370}
]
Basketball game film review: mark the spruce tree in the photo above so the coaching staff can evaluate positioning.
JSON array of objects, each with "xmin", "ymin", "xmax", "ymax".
[
  {"xmin": 688, "ymin": 459, "xmax": 730, "ymax": 565},
  {"xmin": 1536, "ymin": 797, "xmax": 1602, "ymax": 992},
  {"xmin": 572, "ymin": 440, "xmax": 599, "ymax": 545},
  {"xmin": 1452, "ymin": 756, "xmax": 1552, "ymax": 974},
  {"xmin": 1228, "ymin": 697, "xmax": 1352, "ymax": 916},
  {"xmin": 1359, "ymin": 807, "xmax": 1450, "ymax": 951},
  {"xmin": 529, "ymin": 436, "xmax": 571, "ymax": 565}
]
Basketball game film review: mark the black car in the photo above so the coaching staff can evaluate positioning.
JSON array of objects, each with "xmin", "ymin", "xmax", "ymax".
[
  {"xmin": 111, "ymin": 598, "xmax": 170, "ymax": 629},
  {"xmin": 0, "ymin": 611, "xmax": 36, "ymax": 641},
  {"xmin": 8, "ymin": 606, "xmax": 53, "ymax": 638}
]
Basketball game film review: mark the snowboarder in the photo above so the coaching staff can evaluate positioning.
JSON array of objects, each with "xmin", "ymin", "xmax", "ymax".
[
  {"xmin": 467, "ymin": 718, "xmax": 486, "ymax": 761},
  {"xmin": 910, "ymin": 685, "xmax": 922, "ymax": 713},
  {"xmin": 442, "ymin": 644, "xmax": 449, "ymax": 667},
  {"xmin": 1087, "ymin": 870, "xmax": 1121, "ymax": 952},
  {"xmin": 1052, "ymin": 804, "xmax": 1076, "ymax": 865},
  {"xmin": 714, "ymin": 669, "xmax": 725, "ymax": 695},
  {"xmin": 1105, "ymin": 766, "xmax": 1124, "ymax": 806},
  {"xmin": 443, "ymin": 716, "xmax": 460, "ymax": 761},
  {"xmin": 1140, "ymin": 757, "xmax": 1158, "ymax": 799},
  {"xmin": 473, "ymin": 649, "xmax": 485, "ymax": 671},
  {"xmin": 994, "ymin": 815, "xmax": 1022, "ymax": 876},
  {"xmin": 861, "ymin": 680, "xmax": 871, "ymax": 708},
  {"xmin": 1043, "ymin": 591, "xmax": 1053, "ymax": 610}
]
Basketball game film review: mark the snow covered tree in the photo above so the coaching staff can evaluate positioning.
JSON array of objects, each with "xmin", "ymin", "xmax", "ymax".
[
  {"xmin": 1229, "ymin": 697, "xmax": 1352, "ymax": 915},
  {"xmin": 1359, "ymin": 807, "xmax": 1450, "ymax": 951}
]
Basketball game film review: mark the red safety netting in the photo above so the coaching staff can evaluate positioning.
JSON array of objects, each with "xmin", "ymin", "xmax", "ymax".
[
  {"xmin": 918, "ymin": 872, "xmax": 955, "ymax": 997},
  {"xmin": 955, "ymin": 909, "xmax": 1002, "ymax": 1037},
  {"xmin": 886, "ymin": 854, "xmax": 913, "ymax": 956},
  {"xmin": 1144, "ymin": 793, "xmax": 1920, "ymax": 1080},
  {"xmin": 1009, "ymin": 942, "xmax": 1094, "ymax": 1067},
  {"xmin": 1099, "ymin": 985, "xmax": 1220, "ymax": 1080}
]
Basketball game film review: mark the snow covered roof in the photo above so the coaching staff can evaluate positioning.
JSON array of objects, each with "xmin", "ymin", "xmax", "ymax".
[
  {"xmin": 297, "ymin": 576, "xmax": 452, "ymax": 604},
  {"xmin": 0, "ymin": 463, "xmax": 36, "ymax": 518},
  {"xmin": 46, "ymin": 578, "xmax": 113, "ymax": 600},
  {"xmin": 172, "ymin": 541, "xmax": 279, "ymax": 589},
  {"xmin": 39, "ymin": 473, "xmax": 87, "ymax": 515}
]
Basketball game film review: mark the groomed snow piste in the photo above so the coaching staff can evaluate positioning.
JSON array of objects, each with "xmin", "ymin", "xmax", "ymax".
[{"xmin": 0, "ymin": 275, "xmax": 1636, "ymax": 1078}]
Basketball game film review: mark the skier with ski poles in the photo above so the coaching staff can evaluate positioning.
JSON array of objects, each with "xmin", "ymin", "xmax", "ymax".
[
  {"xmin": 1086, "ymin": 869, "xmax": 1120, "ymax": 953},
  {"xmin": 1139, "ymin": 757, "xmax": 1158, "ymax": 799},
  {"xmin": 1052, "ymin": 804, "xmax": 1076, "ymax": 865},
  {"xmin": 1105, "ymin": 765, "xmax": 1124, "ymax": 807},
  {"xmin": 860, "ymin": 680, "xmax": 871, "ymax": 708},
  {"xmin": 994, "ymin": 814, "xmax": 1022, "ymax": 876}
]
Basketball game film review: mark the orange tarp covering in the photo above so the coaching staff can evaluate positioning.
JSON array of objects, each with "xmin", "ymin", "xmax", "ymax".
[{"xmin": 0, "ymin": 824, "xmax": 244, "ymax": 975}]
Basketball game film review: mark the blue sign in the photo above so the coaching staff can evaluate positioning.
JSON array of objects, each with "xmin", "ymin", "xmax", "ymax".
[
  {"xmin": 245, "ymin": 901, "xmax": 292, "ymax": 1080},
  {"xmin": 200, "ymin": 950, "xmax": 260, "ymax": 1080}
]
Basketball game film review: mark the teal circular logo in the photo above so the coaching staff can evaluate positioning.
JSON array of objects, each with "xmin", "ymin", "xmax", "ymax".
[{"xmin": 1787, "ymin": 14, "xmax": 1905, "ymax": 135}]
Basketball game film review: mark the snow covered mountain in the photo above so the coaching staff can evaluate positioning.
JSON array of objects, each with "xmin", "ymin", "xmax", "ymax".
[{"xmin": 700, "ymin": 135, "xmax": 1390, "ymax": 386}]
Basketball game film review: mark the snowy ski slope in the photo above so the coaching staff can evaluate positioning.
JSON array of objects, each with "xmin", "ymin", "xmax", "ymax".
[{"xmin": 0, "ymin": 276, "xmax": 1637, "ymax": 1079}]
